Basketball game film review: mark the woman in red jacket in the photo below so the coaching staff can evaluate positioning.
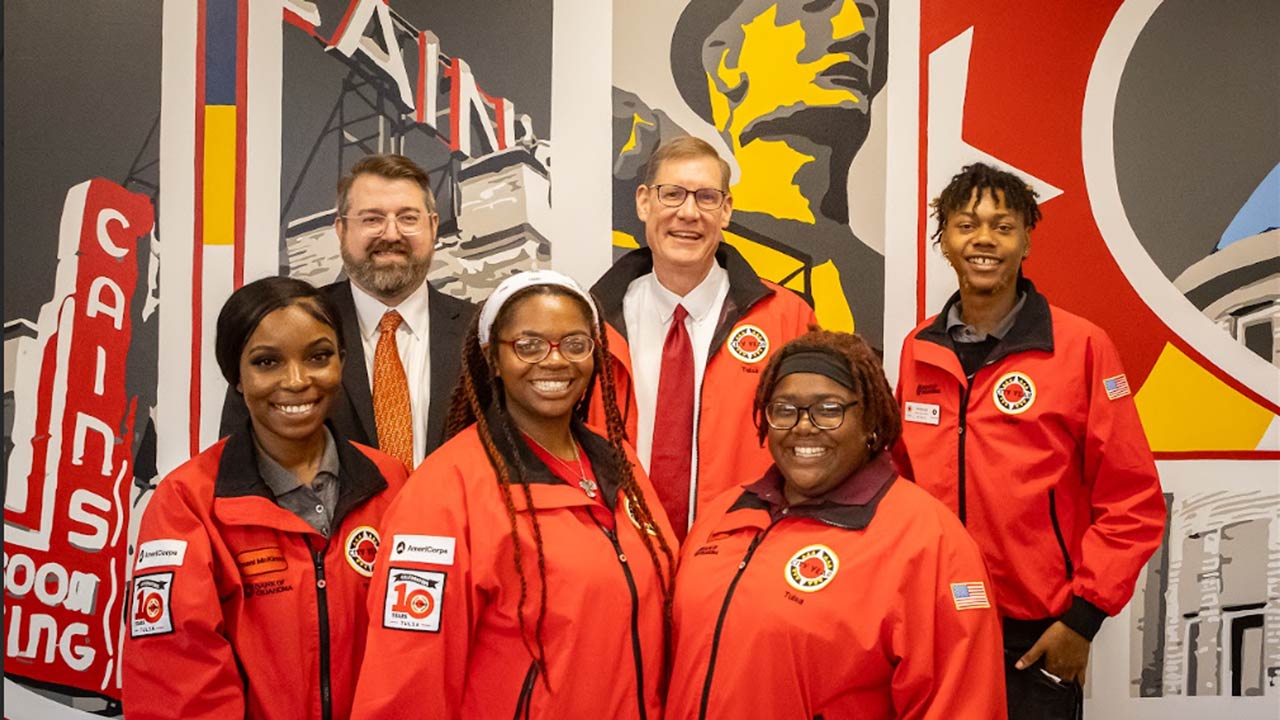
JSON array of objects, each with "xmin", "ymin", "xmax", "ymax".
[
  {"xmin": 122, "ymin": 277, "xmax": 407, "ymax": 720},
  {"xmin": 351, "ymin": 270, "xmax": 676, "ymax": 720},
  {"xmin": 667, "ymin": 330, "xmax": 1006, "ymax": 719}
]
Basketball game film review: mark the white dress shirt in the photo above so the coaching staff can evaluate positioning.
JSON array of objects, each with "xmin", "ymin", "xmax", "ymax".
[
  {"xmin": 622, "ymin": 264, "xmax": 730, "ymax": 492},
  {"xmin": 349, "ymin": 281, "xmax": 432, "ymax": 467}
]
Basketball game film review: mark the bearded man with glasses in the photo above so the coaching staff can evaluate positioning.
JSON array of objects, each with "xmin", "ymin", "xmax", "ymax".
[
  {"xmin": 591, "ymin": 135, "xmax": 816, "ymax": 539},
  {"xmin": 221, "ymin": 154, "xmax": 474, "ymax": 468}
]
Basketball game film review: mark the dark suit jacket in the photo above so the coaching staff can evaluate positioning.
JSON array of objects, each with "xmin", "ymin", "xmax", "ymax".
[{"xmin": 219, "ymin": 280, "xmax": 475, "ymax": 459}]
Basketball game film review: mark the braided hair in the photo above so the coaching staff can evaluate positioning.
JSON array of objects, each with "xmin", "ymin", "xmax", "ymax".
[
  {"xmin": 930, "ymin": 162, "xmax": 1042, "ymax": 243},
  {"xmin": 752, "ymin": 328, "xmax": 902, "ymax": 454},
  {"xmin": 444, "ymin": 285, "xmax": 677, "ymax": 690}
]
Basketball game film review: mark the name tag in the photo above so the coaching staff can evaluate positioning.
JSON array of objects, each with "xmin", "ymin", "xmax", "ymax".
[{"xmin": 904, "ymin": 401, "xmax": 940, "ymax": 425}]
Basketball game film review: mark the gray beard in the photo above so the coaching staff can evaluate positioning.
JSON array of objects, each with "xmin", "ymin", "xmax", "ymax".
[{"xmin": 343, "ymin": 250, "xmax": 430, "ymax": 300}]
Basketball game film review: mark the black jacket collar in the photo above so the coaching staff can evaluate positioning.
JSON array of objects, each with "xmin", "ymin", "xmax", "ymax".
[
  {"xmin": 916, "ymin": 277, "xmax": 1055, "ymax": 366},
  {"xmin": 727, "ymin": 452, "xmax": 898, "ymax": 531},
  {"xmin": 482, "ymin": 407, "xmax": 627, "ymax": 511},
  {"xmin": 591, "ymin": 243, "xmax": 774, "ymax": 345},
  {"xmin": 215, "ymin": 420, "xmax": 388, "ymax": 528}
]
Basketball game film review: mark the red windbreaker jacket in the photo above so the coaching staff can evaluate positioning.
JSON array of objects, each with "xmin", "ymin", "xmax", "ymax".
[
  {"xmin": 122, "ymin": 426, "xmax": 407, "ymax": 720},
  {"xmin": 350, "ymin": 420, "xmax": 675, "ymax": 720},
  {"xmin": 894, "ymin": 281, "xmax": 1166, "ymax": 637},
  {"xmin": 589, "ymin": 244, "xmax": 816, "ymax": 527},
  {"xmin": 667, "ymin": 454, "xmax": 1006, "ymax": 719}
]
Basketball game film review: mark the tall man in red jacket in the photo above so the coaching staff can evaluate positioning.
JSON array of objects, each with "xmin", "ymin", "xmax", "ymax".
[
  {"xmin": 591, "ymin": 136, "xmax": 815, "ymax": 539},
  {"xmin": 895, "ymin": 163, "xmax": 1166, "ymax": 719}
]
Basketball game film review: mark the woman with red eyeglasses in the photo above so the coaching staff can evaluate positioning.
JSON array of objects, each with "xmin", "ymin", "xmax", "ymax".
[{"xmin": 352, "ymin": 271, "xmax": 676, "ymax": 720}]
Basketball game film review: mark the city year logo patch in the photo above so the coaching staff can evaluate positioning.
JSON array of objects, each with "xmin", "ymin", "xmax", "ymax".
[
  {"xmin": 130, "ymin": 573, "xmax": 175, "ymax": 638},
  {"xmin": 727, "ymin": 324, "xmax": 769, "ymax": 364},
  {"xmin": 992, "ymin": 372, "xmax": 1036, "ymax": 415},
  {"xmin": 345, "ymin": 526, "xmax": 380, "ymax": 577},
  {"xmin": 784, "ymin": 544, "xmax": 839, "ymax": 593},
  {"xmin": 624, "ymin": 494, "xmax": 659, "ymax": 536},
  {"xmin": 383, "ymin": 568, "xmax": 446, "ymax": 632}
]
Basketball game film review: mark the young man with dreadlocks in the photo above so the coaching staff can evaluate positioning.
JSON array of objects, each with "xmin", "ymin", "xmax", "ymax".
[
  {"xmin": 351, "ymin": 271, "xmax": 676, "ymax": 720},
  {"xmin": 894, "ymin": 163, "xmax": 1165, "ymax": 719}
]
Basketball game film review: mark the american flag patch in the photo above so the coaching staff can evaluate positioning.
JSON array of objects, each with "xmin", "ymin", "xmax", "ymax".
[
  {"xmin": 1103, "ymin": 374, "xmax": 1131, "ymax": 400},
  {"xmin": 951, "ymin": 582, "xmax": 991, "ymax": 610}
]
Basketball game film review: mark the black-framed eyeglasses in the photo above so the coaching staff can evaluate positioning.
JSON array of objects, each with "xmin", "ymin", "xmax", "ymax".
[
  {"xmin": 339, "ymin": 211, "xmax": 434, "ymax": 236},
  {"xmin": 649, "ymin": 184, "xmax": 728, "ymax": 211},
  {"xmin": 500, "ymin": 334, "xmax": 594, "ymax": 364},
  {"xmin": 765, "ymin": 401, "xmax": 859, "ymax": 431}
]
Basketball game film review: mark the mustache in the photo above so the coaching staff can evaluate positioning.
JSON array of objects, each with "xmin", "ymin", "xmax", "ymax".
[{"xmin": 368, "ymin": 239, "xmax": 410, "ymax": 254}]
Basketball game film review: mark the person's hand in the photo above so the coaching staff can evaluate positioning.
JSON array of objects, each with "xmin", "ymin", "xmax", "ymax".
[{"xmin": 1015, "ymin": 621, "xmax": 1090, "ymax": 685}]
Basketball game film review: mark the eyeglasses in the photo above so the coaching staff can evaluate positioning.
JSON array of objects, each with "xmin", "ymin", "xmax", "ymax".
[
  {"xmin": 765, "ymin": 401, "xmax": 859, "ymax": 431},
  {"xmin": 649, "ymin": 184, "xmax": 728, "ymax": 211},
  {"xmin": 501, "ymin": 334, "xmax": 595, "ymax": 364},
  {"xmin": 340, "ymin": 212, "xmax": 433, "ymax": 236}
]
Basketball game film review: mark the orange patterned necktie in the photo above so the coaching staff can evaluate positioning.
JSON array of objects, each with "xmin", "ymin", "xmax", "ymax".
[{"xmin": 373, "ymin": 310, "xmax": 414, "ymax": 468}]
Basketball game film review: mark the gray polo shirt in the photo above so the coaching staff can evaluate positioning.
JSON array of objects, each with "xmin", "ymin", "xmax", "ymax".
[
  {"xmin": 255, "ymin": 429, "xmax": 341, "ymax": 537},
  {"xmin": 945, "ymin": 292, "xmax": 1027, "ymax": 343}
]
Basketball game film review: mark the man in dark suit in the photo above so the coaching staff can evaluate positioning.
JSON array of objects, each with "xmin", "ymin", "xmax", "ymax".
[{"xmin": 221, "ymin": 154, "xmax": 473, "ymax": 467}]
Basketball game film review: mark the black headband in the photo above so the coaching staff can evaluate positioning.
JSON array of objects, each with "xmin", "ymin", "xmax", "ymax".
[{"xmin": 774, "ymin": 350, "xmax": 855, "ymax": 391}]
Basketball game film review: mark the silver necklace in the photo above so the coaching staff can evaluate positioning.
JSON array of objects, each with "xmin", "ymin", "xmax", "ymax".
[{"xmin": 524, "ymin": 433, "xmax": 598, "ymax": 498}]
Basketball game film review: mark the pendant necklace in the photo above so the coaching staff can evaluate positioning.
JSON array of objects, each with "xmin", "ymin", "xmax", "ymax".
[{"xmin": 525, "ymin": 433, "xmax": 598, "ymax": 498}]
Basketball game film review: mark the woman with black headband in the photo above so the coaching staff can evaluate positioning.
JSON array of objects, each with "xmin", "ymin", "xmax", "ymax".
[
  {"xmin": 351, "ymin": 271, "xmax": 676, "ymax": 720},
  {"xmin": 665, "ymin": 329, "xmax": 1006, "ymax": 719}
]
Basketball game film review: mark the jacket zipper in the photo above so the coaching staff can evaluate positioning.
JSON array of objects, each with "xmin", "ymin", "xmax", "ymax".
[
  {"xmin": 595, "ymin": 518, "xmax": 648, "ymax": 719},
  {"xmin": 312, "ymin": 546, "xmax": 333, "ymax": 720},
  {"xmin": 512, "ymin": 661, "xmax": 539, "ymax": 720},
  {"xmin": 1048, "ymin": 490, "xmax": 1075, "ymax": 579},
  {"xmin": 687, "ymin": 294, "xmax": 769, "ymax": 531},
  {"xmin": 698, "ymin": 522, "xmax": 776, "ymax": 720},
  {"xmin": 956, "ymin": 380, "xmax": 972, "ymax": 525},
  {"xmin": 956, "ymin": 351, "xmax": 1004, "ymax": 525},
  {"xmin": 688, "ymin": 389, "xmax": 705, "ymax": 532}
]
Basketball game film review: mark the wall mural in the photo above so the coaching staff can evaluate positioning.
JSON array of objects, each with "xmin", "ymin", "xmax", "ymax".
[
  {"xmin": 3, "ymin": 1, "xmax": 551, "ymax": 717},
  {"xmin": 1129, "ymin": 465, "xmax": 1279, "ymax": 700},
  {"xmin": 613, "ymin": 0, "xmax": 890, "ymax": 345},
  {"xmin": 4, "ymin": 0, "xmax": 1277, "ymax": 718}
]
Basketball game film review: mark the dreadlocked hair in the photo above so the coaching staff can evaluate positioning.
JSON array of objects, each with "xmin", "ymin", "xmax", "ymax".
[
  {"xmin": 752, "ymin": 328, "xmax": 902, "ymax": 454},
  {"xmin": 589, "ymin": 291, "xmax": 678, "ymax": 693},
  {"xmin": 930, "ymin": 162, "xmax": 1042, "ymax": 242},
  {"xmin": 444, "ymin": 310, "xmax": 551, "ymax": 682},
  {"xmin": 442, "ymin": 284, "xmax": 676, "ymax": 693}
]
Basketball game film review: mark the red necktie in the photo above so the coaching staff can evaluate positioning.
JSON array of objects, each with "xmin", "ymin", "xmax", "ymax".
[
  {"xmin": 649, "ymin": 304, "xmax": 694, "ymax": 541},
  {"xmin": 373, "ymin": 310, "xmax": 414, "ymax": 468}
]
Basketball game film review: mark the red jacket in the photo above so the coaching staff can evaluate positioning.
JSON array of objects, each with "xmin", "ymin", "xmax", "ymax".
[
  {"xmin": 589, "ymin": 244, "xmax": 816, "ymax": 526},
  {"xmin": 350, "ymin": 420, "xmax": 675, "ymax": 720},
  {"xmin": 894, "ymin": 281, "xmax": 1165, "ymax": 637},
  {"xmin": 122, "ymin": 427, "xmax": 407, "ymax": 720},
  {"xmin": 667, "ymin": 454, "xmax": 1006, "ymax": 719}
]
